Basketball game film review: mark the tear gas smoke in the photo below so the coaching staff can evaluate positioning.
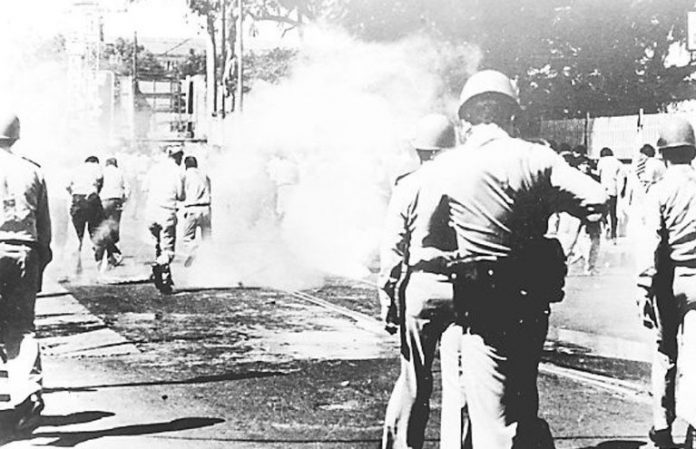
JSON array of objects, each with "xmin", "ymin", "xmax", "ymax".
[
  {"xmin": 0, "ymin": 1, "xmax": 151, "ymax": 281},
  {"xmin": 183, "ymin": 26, "xmax": 481, "ymax": 290}
]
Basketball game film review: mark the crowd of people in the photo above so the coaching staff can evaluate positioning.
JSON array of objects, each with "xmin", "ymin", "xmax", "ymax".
[
  {"xmin": 0, "ymin": 122, "xmax": 213, "ymax": 435},
  {"xmin": 378, "ymin": 69, "xmax": 696, "ymax": 449}
]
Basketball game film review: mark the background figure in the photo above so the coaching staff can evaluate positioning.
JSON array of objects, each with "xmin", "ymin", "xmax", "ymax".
[
  {"xmin": 144, "ymin": 145, "xmax": 185, "ymax": 293},
  {"xmin": 66, "ymin": 155, "xmax": 104, "ymax": 273},
  {"xmin": 100, "ymin": 157, "xmax": 129, "ymax": 270},
  {"xmin": 597, "ymin": 147, "xmax": 626, "ymax": 242},
  {"xmin": 182, "ymin": 156, "xmax": 211, "ymax": 267},
  {"xmin": 0, "ymin": 113, "xmax": 52, "ymax": 437}
]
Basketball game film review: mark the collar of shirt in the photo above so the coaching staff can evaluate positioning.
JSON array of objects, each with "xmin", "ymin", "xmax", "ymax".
[{"xmin": 461, "ymin": 123, "xmax": 510, "ymax": 150}]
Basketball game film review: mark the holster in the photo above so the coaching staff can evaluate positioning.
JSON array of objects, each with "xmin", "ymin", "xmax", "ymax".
[{"xmin": 449, "ymin": 237, "xmax": 567, "ymax": 326}]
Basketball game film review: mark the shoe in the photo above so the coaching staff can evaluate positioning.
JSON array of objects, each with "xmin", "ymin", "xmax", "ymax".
[
  {"xmin": 649, "ymin": 426, "xmax": 676, "ymax": 448},
  {"xmin": 110, "ymin": 253, "xmax": 124, "ymax": 267},
  {"xmin": 686, "ymin": 425, "xmax": 696, "ymax": 449},
  {"xmin": 14, "ymin": 393, "xmax": 44, "ymax": 436}
]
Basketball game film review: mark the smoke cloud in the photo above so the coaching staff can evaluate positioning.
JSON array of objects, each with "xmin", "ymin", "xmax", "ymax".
[{"xmin": 183, "ymin": 26, "xmax": 481, "ymax": 290}]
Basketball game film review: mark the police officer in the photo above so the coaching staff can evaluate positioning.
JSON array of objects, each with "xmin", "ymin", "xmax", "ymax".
[
  {"xmin": 144, "ymin": 145, "xmax": 185, "ymax": 293},
  {"xmin": 182, "ymin": 156, "xmax": 211, "ymax": 267},
  {"xmin": 411, "ymin": 70, "xmax": 606, "ymax": 448},
  {"xmin": 637, "ymin": 117, "xmax": 696, "ymax": 449},
  {"xmin": 380, "ymin": 114, "xmax": 465, "ymax": 449},
  {"xmin": 66, "ymin": 155, "xmax": 104, "ymax": 272},
  {"xmin": 0, "ymin": 113, "xmax": 52, "ymax": 436}
]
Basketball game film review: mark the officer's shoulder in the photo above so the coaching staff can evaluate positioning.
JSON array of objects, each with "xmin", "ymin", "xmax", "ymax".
[{"xmin": 19, "ymin": 154, "xmax": 41, "ymax": 168}]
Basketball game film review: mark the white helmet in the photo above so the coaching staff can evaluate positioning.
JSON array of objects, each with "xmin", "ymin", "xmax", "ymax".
[
  {"xmin": 0, "ymin": 113, "xmax": 20, "ymax": 141},
  {"xmin": 458, "ymin": 70, "xmax": 519, "ymax": 118}
]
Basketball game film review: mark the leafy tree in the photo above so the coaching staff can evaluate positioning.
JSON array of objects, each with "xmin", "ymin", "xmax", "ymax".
[
  {"xmin": 308, "ymin": 0, "xmax": 696, "ymax": 119},
  {"xmin": 101, "ymin": 37, "xmax": 166, "ymax": 77}
]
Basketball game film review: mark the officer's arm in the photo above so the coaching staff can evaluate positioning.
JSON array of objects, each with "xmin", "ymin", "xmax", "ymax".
[
  {"xmin": 547, "ymin": 151, "xmax": 608, "ymax": 219},
  {"xmin": 378, "ymin": 185, "xmax": 411, "ymax": 298}
]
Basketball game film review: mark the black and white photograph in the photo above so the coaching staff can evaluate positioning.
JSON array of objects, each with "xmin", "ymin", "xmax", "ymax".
[{"xmin": 1, "ymin": 0, "xmax": 696, "ymax": 448}]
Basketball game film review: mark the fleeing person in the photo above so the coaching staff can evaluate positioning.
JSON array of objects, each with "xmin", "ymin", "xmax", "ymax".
[
  {"xmin": 0, "ymin": 113, "xmax": 52, "ymax": 437},
  {"xmin": 411, "ymin": 70, "xmax": 606, "ymax": 447},
  {"xmin": 182, "ymin": 156, "xmax": 211, "ymax": 267},
  {"xmin": 66, "ymin": 155, "xmax": 104, "ymax": 272},
  {"xmin": 597, "ymin": 147, "xmax": 626, "ymax": 242},
  {"xmin": 637, "ymin": 117, "xmax": 696, "ymax": 449},
  {"xmin": 100, "ymin": 157, "xmax": 129, "ymax": 270},
  {"xmin": 144, "ymin": 145, "xmax": 185, "ymax": 293}
]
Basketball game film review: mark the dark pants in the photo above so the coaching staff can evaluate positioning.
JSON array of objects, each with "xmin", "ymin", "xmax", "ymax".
[
  {"xmin": 70, "ymin": 194, "xmax": 105, "ymax": 262},
  {"xmin": 102, "ymin": 198, "xmax": 123, "ymax": 257},
  {"xmin": 453, "ymin": 264, "xmax": 554, "ymax": 449},
  {"xmin": 604, "ymin": 195, "xmax": 618, "ymax": 240},
  {"xmin": 0, "ymin": 243, "xmax": 42, "ymax": 408}
]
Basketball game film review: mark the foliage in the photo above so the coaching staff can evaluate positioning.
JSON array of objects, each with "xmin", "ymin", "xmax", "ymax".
[
  {"xmin": 101, "ymin": 37, "xmax": 166, "ymax": 77},
  {"xmin": 325, "ymin": 0, "xmax": 696, "ymax": 119},
  {"xmin": 245, "ymin": 47, "xmax": 297, "ymax": 86}
]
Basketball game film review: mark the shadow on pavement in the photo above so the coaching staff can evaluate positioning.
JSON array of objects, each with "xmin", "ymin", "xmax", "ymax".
[
  {"xmin": 44, "ymin": 369, "xmax": 291, "ymax": 393},
  {"xmin": 41, "ymin": 411, "xmax": 115, "ymax": 427},
  {"xmin": 32, "ymin": 417, "xmax": 225, "ymax": 447},
  {"xmin": 577, "ymin": 440, "xmax": 646, "ymax": 449}
]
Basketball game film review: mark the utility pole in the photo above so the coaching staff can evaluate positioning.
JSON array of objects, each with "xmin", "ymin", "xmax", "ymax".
[
  {"xmin": 236, "ymin": 0, "xmax": 243, "ymax": 112},
  {"xmin": 132, "ymin": 30, "xmax": 138, "ymax": 109},
  {"xmin": 221, "ymin": 0, "xmax": 226, "ymax": 118}
]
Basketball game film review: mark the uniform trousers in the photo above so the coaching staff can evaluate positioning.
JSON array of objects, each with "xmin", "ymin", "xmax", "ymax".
[
  {"xmin": 0, "ymin": 243, "xmax": 41, "ymax": 410},
  {"xmin": 102, "ymin": 198, "xmax": 123, "ymax": 257},
  {"xmin": 455, "ymin": 280, "xmax": 550, "ymax": 449},
  {"xmin": 382, "ymin": 272, "xmax": 464, "ymax": 449},
  {"xmin": 70, "ymin": 193, "xmax": 106, "ymax": 261},
  {"xmin": 652, "ymin": 268, "xmax": 696, "ymax": 430},
  {"xmin": 147, "ymin": 208, "xmax": 177, "ymax": 263}
]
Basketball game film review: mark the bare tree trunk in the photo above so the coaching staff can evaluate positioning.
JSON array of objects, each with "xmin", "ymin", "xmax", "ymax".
[{"xmin": 206, "ymin": 15, "xmax": 218, "ymax": 114}]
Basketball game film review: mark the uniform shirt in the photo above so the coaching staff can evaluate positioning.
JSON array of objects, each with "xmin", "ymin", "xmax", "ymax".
[
  {"xmin": 144, "ymin": 158, "xmax": 185, "ymax": 212},
  {"xmin": 101, "ymin": 165, "xmax": 129, "ymax": 201},
  {"xmin": 637, "ymin": 165, "xmax": 696, "ymax": 288},
  {"xmin": 597, "ymin": 155, "xmax": 625, "ymax": 197},
  {"xmin": 67, "ymin": 162, "xmax": 103, "ymax": 196},
  {"xmin": 183, "ymin": 167, "xmax": 211, "ymax": 207},
  {"xmin": 0, "ymin": 149, "xmax": 51, "ymax": 247},
  {"xmin": 380, "ymin": 165, "xmax": 454, "ymax": 288},
  {"xmin": 409, "ymin": 124, "xmax": 607, "ymax": 264}
]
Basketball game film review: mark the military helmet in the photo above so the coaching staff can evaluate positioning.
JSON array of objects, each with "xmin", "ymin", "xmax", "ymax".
[
  {"xmin": 411, "ymin": 114, "xmax": 456, "ymax": 151},
  {"xmin": 458, "ymin": 70, "xmax": 519, "ymax": 117},
  {"xmin": 657, "ymin": 117, "xmax": 696, "ymax": 150},
  {"xmin": 0, "ymin": 113, "xmax": 20, "ymax": 141}
]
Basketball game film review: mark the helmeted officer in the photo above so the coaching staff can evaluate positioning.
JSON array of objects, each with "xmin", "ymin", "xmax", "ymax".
[
  {"xmin": 637, "ymin": 117, "xmax": 696, "ymax": 449},
  {"xmin": 144, "ymin": 145, "xmax": 185, "ymax": 293},
  {"xmin": 411, "ymin": 70, "xmax": 606, "ymax": 448},
  {"xmin": 380, "ymin": 113, "xmax": 465, "ymax": 449},
  {"xmin": 0, "ymin": 113, "xmax": 52, "ymax": 437}
]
